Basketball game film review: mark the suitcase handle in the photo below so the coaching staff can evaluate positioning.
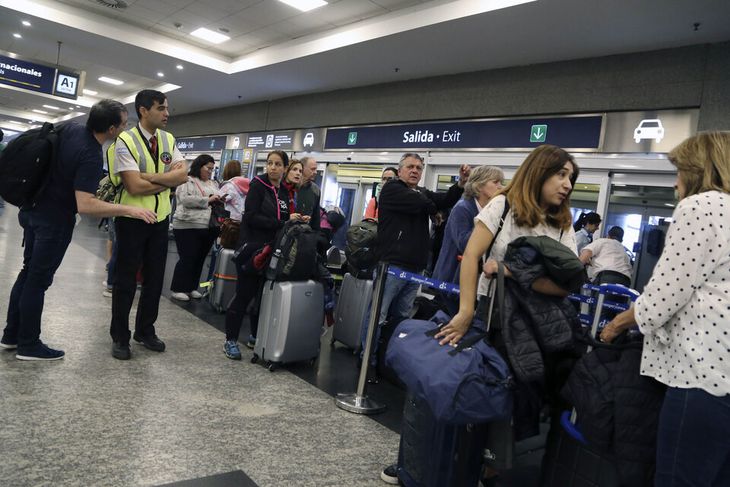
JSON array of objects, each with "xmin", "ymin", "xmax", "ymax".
[{"xmin": 560, "ymin": 410, "xmax": 588, "ymax": 445}]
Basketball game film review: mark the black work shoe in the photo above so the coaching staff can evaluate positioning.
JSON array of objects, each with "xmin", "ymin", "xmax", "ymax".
[
  {"xmin": 133, "ymin": 333, "xmax": 166, "ymax": 352},
  {"xmin": 112, "ymin": 342, "xmax": 131, "ymax": 360}
]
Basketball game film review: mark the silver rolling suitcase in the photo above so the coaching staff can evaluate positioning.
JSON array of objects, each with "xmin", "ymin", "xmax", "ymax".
[
  {"xmin": 208, "ymin": 249, "xmax": 237, "ymax": 313},
  {"xmin": 252, "ymin": 280, "xmax": 324, "ymax": 371},
  {"xmin": 331, "ymin": 273, "xmax": 373, "ymax": 352}
]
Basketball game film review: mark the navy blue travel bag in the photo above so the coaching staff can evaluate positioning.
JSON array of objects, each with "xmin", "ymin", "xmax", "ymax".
[{"xmin": 385, "ymin": 310, "xmax": 513, "ymax": 424}]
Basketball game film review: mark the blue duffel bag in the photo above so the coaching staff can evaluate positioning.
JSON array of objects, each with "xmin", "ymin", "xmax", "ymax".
[{"xmin": 385, "ymin": 310, "xmax": 513, "ymax": 424}]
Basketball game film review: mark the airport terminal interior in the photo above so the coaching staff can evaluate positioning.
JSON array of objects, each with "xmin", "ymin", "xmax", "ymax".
[{"xmin": 1, "ymin": 0, "xmax": 730, "ymax": 486}]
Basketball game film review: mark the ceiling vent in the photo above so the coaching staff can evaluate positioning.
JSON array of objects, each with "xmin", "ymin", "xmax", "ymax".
[{"xmin": 95, "ymin": 0, "xmax": 128, "ymax": 9}]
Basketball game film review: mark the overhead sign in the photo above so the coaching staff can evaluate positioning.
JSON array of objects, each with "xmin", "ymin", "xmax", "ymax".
[
  {"xmin": 54, "ymin": 71, "xmax": 80, "ymax": 98},
  {"xmin": 176, "ymin": 136, "xmax": 227, "ymax": 152},
  {"xmin": 602, "ymin": 109, "xmax": 699, "ymax": 153},
  {"xmin": 247, "ymin": 130, "xmax": 295, "ymax": 150},
  {"xmin": 324, "ymin": 116, "xmax": 603, "ymax": 150},
  {"xmin": 292, "ymin": 128, "xmax": 325, "ymax": 152},
  {"xmin": 0, "ymin": 53, "xmax": 56, "ymax": 95}
]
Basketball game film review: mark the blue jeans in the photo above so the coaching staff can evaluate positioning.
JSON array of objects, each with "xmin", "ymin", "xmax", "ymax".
[
  {"xmin": 655, "ymin": 387, "xmax": 730, "ymax": 486},
  {"xmin": 360, "ymin": 270, "xmax": 420, "ymax": 365},
  {"xmin": 3, "ymin": 209, "xmax": 74, "ymax": 349}
]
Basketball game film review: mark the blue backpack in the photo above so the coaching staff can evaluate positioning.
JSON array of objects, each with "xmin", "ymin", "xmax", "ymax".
[{"xmin": 385, "ymin": 310, "xmax": 513, "ymax": 424}]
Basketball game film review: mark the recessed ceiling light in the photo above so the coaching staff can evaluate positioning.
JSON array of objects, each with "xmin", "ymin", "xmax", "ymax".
[
  {"xmin": 176, "ymin": 64, "xmax": 183, "ymax": 70},
  {"xmin": 42, "ymin": 105, "xmax": 60, "ymax": 110},
  {"xmin": 22, "ymin": 20, "xmax": 31, "ymax": 27},
  {"xmin": 12, "ymin": 33, "xmax": 22, "ymax": 39},
  {"xmin": 157, "ymin": 72, "xmax": 164, "ymax": 77},
  {"xmin": 75, "ymin": 105, "xmax": 81, "ymax": 108},
  {"xmin": 190, "ymin": 27, "xmax": 230, "ymax": 44},
  {"xmin": 32, "ymin": 109, "xmax": 48, "ymax": 114},
  {"xmin": 98, "ymin": 76, "xmax": 124, "ymax": 85},
  {"xmin": 82, "ymin": 88, "xmax": 98, "ymax": 96},
  {"xmin": 277, "ymin": 0, "xmax": 327, "ymax": 12}
]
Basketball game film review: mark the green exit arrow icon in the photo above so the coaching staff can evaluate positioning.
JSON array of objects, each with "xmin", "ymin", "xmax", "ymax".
[
  {"xmin": 347, "ymin": 131, "xmax": 358, "ymax": 145},
  {"xmin": 530, "ymin": 124, "xmax": 547, "ymax": 143}
]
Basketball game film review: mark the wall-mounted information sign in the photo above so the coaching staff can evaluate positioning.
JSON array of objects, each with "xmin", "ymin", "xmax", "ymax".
[
  {"xmin": 325, "ymin": 115, "xmax": 603, "ymax": 150},
  {"xmin": 246, "ymin": 131, "xmax": 295, "ymax": 150},
  {"xmin": 176, "ymin": 136, "xmax": 227, "ymax": 152}
]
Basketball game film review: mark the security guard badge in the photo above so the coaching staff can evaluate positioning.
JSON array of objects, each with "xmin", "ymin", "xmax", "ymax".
[{"xmin": 160, "ymin": 152, "xmax": 173, "ymax": 165}]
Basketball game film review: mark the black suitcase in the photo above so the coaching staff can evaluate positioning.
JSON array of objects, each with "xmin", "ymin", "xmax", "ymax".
[{"xmin": 397, "ymin": 393, "xmax": 488, "ymax": 487}]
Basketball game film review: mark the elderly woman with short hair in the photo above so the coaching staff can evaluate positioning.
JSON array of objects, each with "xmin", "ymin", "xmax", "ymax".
[{"xmin": 432, "ymin": 165, "xmax": 504, "ymax": 313}]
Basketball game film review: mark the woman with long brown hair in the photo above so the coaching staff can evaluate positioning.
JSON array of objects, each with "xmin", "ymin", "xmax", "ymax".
[{"xmin": 436, "ymin": 144, "xmax": 580, "ymax": 344}]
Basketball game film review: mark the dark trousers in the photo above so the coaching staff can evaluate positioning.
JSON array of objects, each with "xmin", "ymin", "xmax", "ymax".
[
  {"xmin": 110, "ymin": 217, "xmax": 169, "ymax": 344},
  {"xmin": 224, "ymin": 267, "xmax": 263, "ymax": 341},
  {"xmin": 170, "ymin": 227, "xmax": 218, "ymax": 293},
  {"xmin": 655, "ymin": 387, "xmax": 730, "ymax": 486},
  {"xmin": 595, "ymin": 270, "xmax": 631, "ymax": 287},
  {"xmin": 3, "ymin": 210, "xmax": 73, "ymax": 350}
]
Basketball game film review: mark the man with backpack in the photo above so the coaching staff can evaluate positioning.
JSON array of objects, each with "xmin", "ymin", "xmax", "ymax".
[
  {"xmin": 359, "ymin": 153, "xmax": 469, "ymax": 380},
  {"xmin": 0, "ymin": 100, "xmax": 157, "ymax": 361}
]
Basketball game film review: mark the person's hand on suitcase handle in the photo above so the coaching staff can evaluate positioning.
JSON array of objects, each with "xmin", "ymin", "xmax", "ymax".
[
  {"xmin": 599, "ymin": 305, "xmax": 637, "ymax": 343},
  {"xmin": 435, "ymin": 310, "xmax": 473, "ymax": 346},
  {"xmin": 483, "ymin": 259, "xmax": 512, "ymax": 278}
]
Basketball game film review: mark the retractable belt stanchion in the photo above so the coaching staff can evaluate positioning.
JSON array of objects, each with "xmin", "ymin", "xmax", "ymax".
[{"xmin": 335, "ymin": 260, "xmax": 389, "ymax": 415}]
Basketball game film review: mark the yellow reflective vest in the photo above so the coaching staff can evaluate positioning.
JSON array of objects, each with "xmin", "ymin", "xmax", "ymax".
[{"xmin": 108, "ymin": 126, "xmax": 176, "ymax": 222}]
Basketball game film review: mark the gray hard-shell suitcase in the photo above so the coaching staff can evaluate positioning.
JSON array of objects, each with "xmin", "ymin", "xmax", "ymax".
[
  {"xmin": 331, "ymin": 273, "xmax": 373, "ymax": 351},
  {"xmin": 252, "ymin": 280, "xmax": 324, "ymax": 371},
  {"xmin": 209, "ymin": 248, "xmax": 237, "ymax": 313}
]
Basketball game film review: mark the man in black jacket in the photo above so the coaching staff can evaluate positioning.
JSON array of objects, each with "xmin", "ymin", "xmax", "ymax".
[{"xmin": 360, "ymin": 152, "xmax": 469, "ymax": 369}]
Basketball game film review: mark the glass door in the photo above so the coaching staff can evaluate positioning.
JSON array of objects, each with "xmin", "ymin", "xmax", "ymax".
[{"xmin": 605, "ymin": 174, "xmax": 676, "ymax": 292}]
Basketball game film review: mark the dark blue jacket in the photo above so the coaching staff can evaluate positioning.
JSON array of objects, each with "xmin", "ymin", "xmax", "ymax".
[{"xmin": 432, "ymin": 197, "xmax": 479, "ymax": 286}]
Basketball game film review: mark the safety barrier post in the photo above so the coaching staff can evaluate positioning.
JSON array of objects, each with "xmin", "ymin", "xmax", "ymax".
[{"xmin": 335, "ymin": 261, "xmax": 388, "ymax": 415}]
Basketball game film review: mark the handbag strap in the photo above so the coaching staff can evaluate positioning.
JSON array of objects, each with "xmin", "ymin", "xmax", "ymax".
[
  {"xmin": 484, "ymin": 199, "xmax": 510, "ymax": 263},
  {"xmin": 496, "ymin": 261, "xmax": 506, "ymax": 332},
  {"xmin": 191, "ymin": 177, "xmax": 207, "ymax": 197}
]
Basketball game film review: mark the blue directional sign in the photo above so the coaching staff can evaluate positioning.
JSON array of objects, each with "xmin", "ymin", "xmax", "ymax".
[
  {"xmin": 0, "ymin": 54, "xmax": 57, "ymax": 95},
  {"xmin": 176, "ymin": 136, "xmax": 227, "ymax": 152},
  {"xmin": 325, "ymin": 116, "xmax": 603, "ymax": 150}
]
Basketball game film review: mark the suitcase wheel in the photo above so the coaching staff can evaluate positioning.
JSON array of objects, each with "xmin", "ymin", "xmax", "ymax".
[
  {"xmin": 251, "ymin": 354, "xmax": 259, "ymax": 364},
  {"xmin": 267, "ymin": 362, "xmax": 277, "ymax": 372}
]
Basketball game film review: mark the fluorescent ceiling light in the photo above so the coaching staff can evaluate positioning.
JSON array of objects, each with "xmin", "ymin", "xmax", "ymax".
[
  {"xmin": 42, "ymin": 105, "xmax": 60, "ymax": 110},
  {"xmin": 98, "ymin": 76, "xmax": 124, "ymax": 85},
  {"xmin": 176, "ymin": 64, "xmax": 183, "ymax": 70},
  {"xmin": 12, "ymin": 33, "xmax": 22, "ymax": 38},
  {"xmin": 278, "ymin": 0, "xmax": 327, "ymax": 12},
  {"xmin": 157, "ymin": 72, "xmax": 164, "ymax": 77},
  {"xmin": 190, "ymin": 27, "xmax": 230, "ymax": 44},
  {"xmin": 22, "ymin": 20, "xmax": 31, "ymax": 27},
  {"xmin": 32, "ymin": 109, "xmax": 48, "ymax": 114},
  {"xmin": 82, "ymin": 88, "xmax": 97, "ymax": 95}
]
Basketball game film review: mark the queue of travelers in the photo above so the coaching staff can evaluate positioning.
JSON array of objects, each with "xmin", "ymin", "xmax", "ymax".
[{"xmin": 0, "ymin": 89, "xmax": 727, "ymax": 486}]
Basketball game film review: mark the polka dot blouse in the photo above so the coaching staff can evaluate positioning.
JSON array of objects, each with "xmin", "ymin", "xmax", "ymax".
[{"xmin": 635, "ymin": 191, "xmax": 730, "ymax": 397}]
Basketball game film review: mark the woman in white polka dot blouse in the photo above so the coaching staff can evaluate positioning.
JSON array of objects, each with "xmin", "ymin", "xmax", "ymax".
[{"xmin": 600, "ymin": 132, "xmax": 730, "ymax": 486}]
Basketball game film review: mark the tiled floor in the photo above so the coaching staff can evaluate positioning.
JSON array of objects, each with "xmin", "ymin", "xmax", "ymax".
[{"xmin": 0, "ymin": 206, "xmax": 400, "ymax": 487}]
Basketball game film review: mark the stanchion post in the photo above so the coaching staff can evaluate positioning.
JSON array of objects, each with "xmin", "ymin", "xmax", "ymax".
[{"xmin": 335, "ymin": 261, "xmax": 388, "ymax": 415}]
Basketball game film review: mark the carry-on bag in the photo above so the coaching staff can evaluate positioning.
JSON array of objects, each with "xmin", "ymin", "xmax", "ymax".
[
  {"xmin": 252, "ymin": 279, "xmax": 324, "ymax": 371},
  {"xmin": 385, "ymin": 308, "xmax": 513, "ymax": 425},
  {"xmin": 331, "ymin": 273, "xmax": 373, "ymax": 351},
  {"xmin": 265, "ymin": 220, "xmax": 319, "ymax": 281},
  {"xmin": 208, "ymin": 248, "xmax": 238, "ymax": 313},
  {"xmin": 397, "ymin": 392, "xmax": 488, "ymax": 487}
]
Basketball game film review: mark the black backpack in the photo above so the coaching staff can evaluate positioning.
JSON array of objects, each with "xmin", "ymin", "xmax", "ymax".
[
  {"xmin": 345, "ymin": 218, "xmax": 378, "ymax": 277},
  {"xmin": 266, "ymin": 220, "xmax": 320, "ymax": 281},
  {"xmin": 0, "ymin": 122, "xmax": 64, "ymax": 207}
]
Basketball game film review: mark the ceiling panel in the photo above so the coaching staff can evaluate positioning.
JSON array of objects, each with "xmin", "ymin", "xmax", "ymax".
[
  {"xmin": 236, "ymin": 0, "xmax": 300, "ymax": 26},
  {"xmin": 316, "ymin": 0, "xmax": 388, "ymax": 27}
]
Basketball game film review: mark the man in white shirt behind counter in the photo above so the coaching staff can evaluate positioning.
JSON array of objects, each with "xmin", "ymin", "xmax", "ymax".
[{"xmin": 579, "ymin": 225, "xmax": 633, "ymax": 286}]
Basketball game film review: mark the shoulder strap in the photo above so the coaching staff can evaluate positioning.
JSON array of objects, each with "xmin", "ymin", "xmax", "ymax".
[{"xmin": 484, "ymin": 198, "xmax": 510, "ymax": 261}]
